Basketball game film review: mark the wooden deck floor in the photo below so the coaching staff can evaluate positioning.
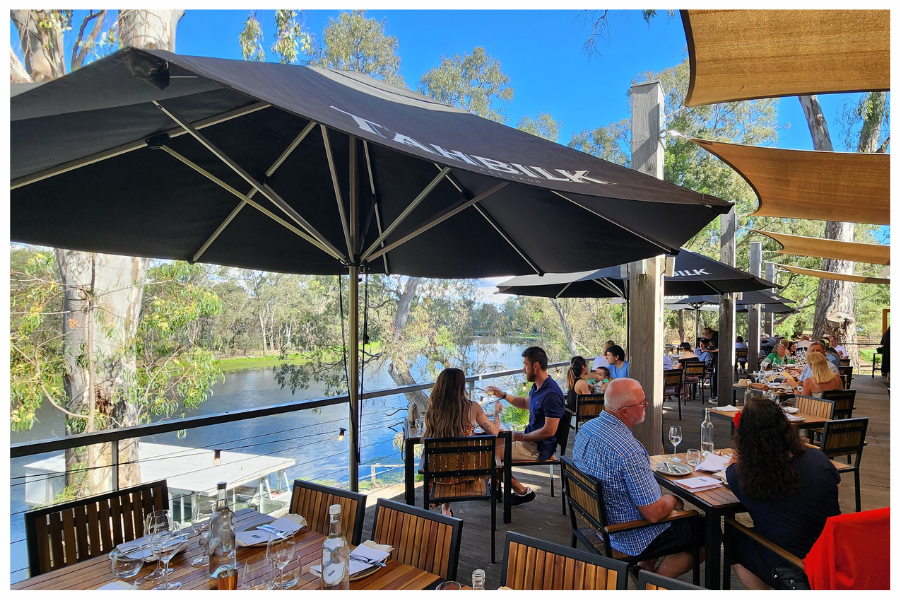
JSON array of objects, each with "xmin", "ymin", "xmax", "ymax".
[{"xmin": 358, "ymin": 374, "xmax": 890, "ymax": 589}]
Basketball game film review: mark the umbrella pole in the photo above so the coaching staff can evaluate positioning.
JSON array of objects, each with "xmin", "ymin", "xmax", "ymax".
[{"xmin": 349, "ymin": 265, "xmax": 360, "ymax": 491}]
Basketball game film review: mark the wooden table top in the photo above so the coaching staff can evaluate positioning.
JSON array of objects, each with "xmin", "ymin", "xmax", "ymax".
[
  {"xmin": 648, "ymin": 451, "xmax": 742, "ymax": 510},
  {"xmin": 711, "ymin": 408, "xmax": 830, "ymax": 428},
  {"xmin": 12, "ymin": 508, "xmax": 440, "ymax": 591}
]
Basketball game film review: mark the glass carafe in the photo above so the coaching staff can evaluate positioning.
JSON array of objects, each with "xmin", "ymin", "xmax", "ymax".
[{"xmin": 208, "ymin": 481, "xmax": 236, "ymax": 579}]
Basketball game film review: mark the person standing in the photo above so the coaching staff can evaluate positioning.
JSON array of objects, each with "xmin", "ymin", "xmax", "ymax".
[{"xmin": 880, "ymin": 326, "xmax": 890, "ymax": 381}]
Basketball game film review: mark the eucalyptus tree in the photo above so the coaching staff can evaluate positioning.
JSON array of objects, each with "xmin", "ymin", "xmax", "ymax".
[
  {"xmin": 418, "ymin": 46, "xmax": 514, "ymax": 123},
  {"xmin": 308, "ymin": 9, "xmax": 404, "ymax": 86}
]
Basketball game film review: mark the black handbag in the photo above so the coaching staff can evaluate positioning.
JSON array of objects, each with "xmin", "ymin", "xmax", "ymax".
[{"xmin": 772, "ymin": 563, "xmax": 811, "ymax": 590}]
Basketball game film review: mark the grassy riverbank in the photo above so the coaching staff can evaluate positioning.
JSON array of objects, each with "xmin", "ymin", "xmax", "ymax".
[{"xmin": 214, "ymin": 342, "xmax": 384, "ymax": 372}]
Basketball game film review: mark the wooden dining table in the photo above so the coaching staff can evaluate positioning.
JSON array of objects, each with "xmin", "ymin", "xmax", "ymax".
[
  {"xmin": 11, "ymin": 508, "xmax": 442, "ymax": 591},
  {"xmin": 649, "ymin": 450, "xmax": 745, "ymax": 590}
]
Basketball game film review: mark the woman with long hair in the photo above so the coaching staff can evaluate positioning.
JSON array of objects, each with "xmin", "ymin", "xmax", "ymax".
[
  {"xmin": 423, "ymin": 367, "xmax": 499, "ymax": 517},
  {"xmin": 800, "ymin": 351, "xmax": 843, "ymax": 397},
  {"xmin": 725, "ymin": 399, "xmax": 841, "ymax": 589},
  {"xmin": 565, "ymin": 356, "xmax": 592, "ymax": 412}
]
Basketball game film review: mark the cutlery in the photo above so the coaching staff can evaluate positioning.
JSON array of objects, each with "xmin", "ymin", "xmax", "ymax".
[{"xmin": 350, "ymin": 556, "xmax": 387, "ymax": 568}]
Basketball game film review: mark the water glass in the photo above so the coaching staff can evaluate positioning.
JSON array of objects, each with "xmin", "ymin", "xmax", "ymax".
[
  {"xmin": 668, "ymin": 426, "xmax": 683, "ymax": 462},
  {"xmin": 110, "ymin": 547, "xmax": 144, "ymax": 588},
  {"xmin": 266, "ymin": 532, "xmax": 295, "ymax": 589},
  {"xmin": 686, "ymin": 449, "xmax": 701, "ymax": 468},
  {"xmin": 152, "ymin": 522, "xmax": 184, "ymax": 590},
  {"xmin": 143, "ymin": 509, "xmax": 173, "ymax": 580},
  {"xmin": 240, "ymin": 553, "xmax": 274, "ymax": 590},
  {"xmin": 191, "ymin": 499, "xmax": 215, "ymax": 566}
]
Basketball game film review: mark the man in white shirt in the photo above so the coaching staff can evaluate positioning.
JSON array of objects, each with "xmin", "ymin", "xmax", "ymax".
[
  {"xmin": 796, "ymin": 334, "xmax": 813, "ymax": 350},
  {"xmin": 827, "ymin": 335, "xmax": 847, "ymax": 358}
]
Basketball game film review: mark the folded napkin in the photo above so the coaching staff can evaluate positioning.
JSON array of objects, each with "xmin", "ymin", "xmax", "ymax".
[
  {"xmin": 674, "ymin": 475, "xmax": 722, "ymax": 492},
  {"xmin": 786, "ymin": 414, "xmax": 806, "ymax": 422},
  {"xmin": 697, "ymin": 453, "xmax": 730, "ymax": 473},
  {"xmin": 715, "ymin": 404, "xmax": 740, "ymax": 412},
  {"xmin": 117, "ymin": 534, "xmax": 185, "ymax": 560},
  {"xmin": 117, "ymin": 534, "xmax": 151, "ymax": 555},
  {"xmin": 236, "ymin": 514, "xmax": 307, "ymax": 547},
  {"xmin": 310, "ymin": 540, "xmax": 392, "ymax": 578},
  {"xmin": 97, "ymin": 580, "xmax": 134, "ymax": 590}
]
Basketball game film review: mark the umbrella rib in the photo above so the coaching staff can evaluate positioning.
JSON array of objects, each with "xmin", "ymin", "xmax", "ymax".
[
  {"xmin": 593, "ymin": 278, "xmax": 625, "ymax": 297},
  {"xmin": 555, "ymin": 282, "xmax": 573, "ymax": 299},
  {"xmin": 373, "ymin": 202, "xmax": 390, "ymax": 275},
  {"xmin": 160, "ymin": 147, "xmax": 337, "ymax": 259},
  {"xmin": 11, "ymin": 101, "xmax": 270, "ymax": 191},
  {"xmin": 360, "ymin": 167, "xmax": 452, "ymax": 261},
  {"xmin": 362, "ymin": 140, "xmax": 389, "ymax": 273},
  {"xmin": 154, "ymin": 101, "xmax": 347, "ymax": 262},
  {"xmin": 366, "ymin": 182, "xmax": 508, "ymax": 264},
  {"xmin": 473, "ymin": 204, "xmax": 543, "ymax": 276},
  {"xmin": 321, "ymin": 125, "xmax": 354, "ymax": 259},
  {"xmin": 551, "ymin": 190, "xmax": 675, "ymax": 254}
]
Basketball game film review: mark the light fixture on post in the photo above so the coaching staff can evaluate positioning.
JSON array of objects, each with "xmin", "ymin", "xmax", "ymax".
[
  {"xmin": 213, "ymin": 449, "xmax": 221, "ymax": 466},
  {"xmin": 338, "ymin": 428, "xmax": 346, "ymax": 442}
]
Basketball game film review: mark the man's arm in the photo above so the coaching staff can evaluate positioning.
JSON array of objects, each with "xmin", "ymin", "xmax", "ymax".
[
  {"xmin": 513, "ymin": 417, "xmax": 559, "ymax": 442},
  {"xmin": 637, "ymin": 494, "xmax": 684, "ymax": 523}
]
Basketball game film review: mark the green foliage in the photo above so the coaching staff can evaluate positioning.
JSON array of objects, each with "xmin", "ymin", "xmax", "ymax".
[
  {"xmin": 516, "ymin": 113, "xmax": 560, "ymax": 142},
  {"xmin": 569, "ymin": 118, "xmax": 631, "ymax": 166},
  {"xmin": 309, "ymin": 10, "xmax": 404, "ymax": 86},
  {"xmin": 417, "ymin": 47, "xmax": 514, "ymax": 123},
  {"xmin": 838, "ymin": 92, "xmax": 890, "ymax": 152},
  {"xmin": 272, "ymin": 9, "xmax": 311, "ymax": 64},
  {"xmin": 239, "ymin": 12, "xmax": 265, "ymax": 62}
]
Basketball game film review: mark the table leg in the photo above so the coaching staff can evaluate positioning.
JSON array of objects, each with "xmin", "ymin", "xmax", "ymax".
[
  {"xmin": 704, "ymin": 511, "xmax": 723, "ymax": 589},
  {"xmin": 404, "ymin": 439, "xmax": 416, "ymax": 505},
  {"xmin": 502, "ymin": 431, "xmax": 511, "ymax": 524}
]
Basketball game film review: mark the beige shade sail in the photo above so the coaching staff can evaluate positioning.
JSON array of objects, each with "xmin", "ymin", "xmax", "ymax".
[
  {"xmin": 682, "ymin": 10, "xmax": 890, "ymax": 107},
  {"xmin": 754, "ymin": 230, "xmax": 890, "ymax": 265},
  {"xmin": 780, "ymin": 264, "xmax": 890, "ymax": 285},
  {"xmin": 691, "ymin": 139, "xmax": 890, "ymax": 225}
]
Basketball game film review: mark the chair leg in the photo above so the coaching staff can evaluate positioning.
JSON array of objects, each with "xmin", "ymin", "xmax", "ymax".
[
  {"xmin": 678, "ymin": 390, "xmax": 682, "ymax": 421},
  {"xmin": 854, "ymin": 471, "xmax": 861, "ymax": 513},
  {"xmin": 571, "ymin": 533, "xmax": 578, "ymax": 549},
  {"xmin": 722, "ymin": 522, "xmax": 732, "ymax": 590},
  {"xmin": 561, "ymin": 490, "xmax": 566, "ymax": 515},
  {"xmin": 491, "ymin": 490, "xmax": 497, "ymax": 563},
  {"xmin": 550, "ymin": 465, "xmax": 555, "ymax": 498},
  {"xmin": 691, "ymin": 516, "xmax": 701, "ymax": 587}
]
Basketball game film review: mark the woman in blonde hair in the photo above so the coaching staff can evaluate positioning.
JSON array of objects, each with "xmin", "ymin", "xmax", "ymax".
[
  {"xmin": 423, "ymin": 367, "xmax": 500, "ymax": 516},
  {"xmin": 800, "ymin": 352, "xmax": 843, "ymax": 397}
]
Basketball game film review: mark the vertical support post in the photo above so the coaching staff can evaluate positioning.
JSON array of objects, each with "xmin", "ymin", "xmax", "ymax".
[
  {"xmin": 348, "ymin": 139, "xmax": 361, "ymax": 492},
  {"xmin": 748, "ymin": 242, "xmax": 763, "ymax": 370},
  {"xmin": 468, "ymin": 379, "xmax": 476, "ymax": 401},
  {"xmin": 718, "ymin": 208, "xmax": 736, "ymax": 402},
  {"xmin": 628, "ymin": 81, "xmax": 665, "ymax": 455},
  {"xmin": 110, "ymin": 439, "xmax": 119, "ymax": 492},
  {"xmin": 371, "ymin": 465, "xmax": 377, "ymax": 487},
  {"xmin": 764, "ymin": 261, "xmax": 776, "ymax": 336}
]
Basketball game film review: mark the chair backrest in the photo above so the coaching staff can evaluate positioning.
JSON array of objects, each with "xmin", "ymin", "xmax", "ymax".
[
  {"xmin": 554, "ymin": 409, "xmax": 574, "ymax": 458},
  {"xmin": 24, "ymin": 479, "xmax": 168, "ymax": 577},
  {"xmin": 501, "ymin": 531, "xmax": 627, "ymax": 590},
  {"xmin": 819, "ymin": 418, "xmax": 868, "ymax": 465},
  {"xmin": 683, "ymin": 361, "xmax": 705, "ymax": 377},
  {"xmin": 838, "ymin": 366, "xmax": 853, "ymax": 389},
  {"xmin": 637, "ymin": 569, "xmax": 706, "ymax": 590},
  {"xmin": 289, "ymin": 480, "xmax": 367, "ymax": 545},
  {"xmin": 560, "ymin": 457, "xmax": 610, "ymax": 551},
  {"xmin": 663, "ymin": 369, "xmax": 683, "ymax": 389},
  {"xmin": 839, "ymin": 358, "xmax": 851, "ymax": 367},
  {"xmin": 735, "ymin": 348, "xmax": 749, "ymax": 360},
  {"xmin": 820, "ymin": 389, "xmax": 857, "ymax": 420},
  {"xmin": 575, "ymin": 394, "xmax": 605, "ymax": 431},
  {"xmin": 794, "ymin": 395, "xmax": 835, "ymax": 419},
  {"xmin": 371, "ymin": 498, "xmax": 463, "ymax": 581},
  {"xmin": 423, "ymin": 435, "xmax": 496, "ymax": 480}
]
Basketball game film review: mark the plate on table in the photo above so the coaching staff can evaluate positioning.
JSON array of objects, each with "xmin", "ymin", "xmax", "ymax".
[
  {"xmin": 349, "ymin": 563, "xmax": 382, "ymax": 581},
  {"xmin": 783, "ymin": 406, "xmax": 799, "ymax": 414},
  {"xmin": 654, "ymin": 463, "xmax": 693, "ymax": 477},
  {"xmin": 785, "ymin": 414, "xmax": 806, "ymax": 423}
]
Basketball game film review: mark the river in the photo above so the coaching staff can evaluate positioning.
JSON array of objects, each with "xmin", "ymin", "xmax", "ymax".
[{"xmin": 8, "ymin": 338, "xmax": 533, "ymax": 582}]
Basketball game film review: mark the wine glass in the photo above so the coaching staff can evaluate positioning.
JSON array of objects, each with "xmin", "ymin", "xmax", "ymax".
[
  {"xmin": 110, "ymin": 547, "xmax": 144, "ymax": 589},
  {"xmin": 143, "ymin": 509, "xmax": 173, "ymax": 580},
  {"xmin": 266, "ymin": 532, "xmax": 295, "ymax": 589},
  {"xmin": 668, "ymin": 426, "xmax": 683, "ymax": 462},
  {"xmin": 152, "ymin": 521, "xmax": 185, "ymax": 590},
  {"xmin": 191, "ymin": 499, "xmax": 215, "ymax": 566},
  {"xmin": 239, "ymin": 553, "xmax": 273, "ymax": 590},
  {"xmin": 686, "ymin": 449, "xmax": 701, "ymax": 469}
]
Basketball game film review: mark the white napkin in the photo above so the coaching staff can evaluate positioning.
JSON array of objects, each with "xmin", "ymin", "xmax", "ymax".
[
  {"xmin": 715, "ymin": 404, "xmax": 740, "ymax": 412},
  {"xmin": 674, "ymin": 476, "xmax": 722, "ymax": 492},
  {"xmin": 310, "ymin": 540, "xmax": 392, "ymax": 577},
  {"xmin": 117, "ymin": 534, "xmax": 151, "ymax": 555},
  {"xmin": 697, "ymin": 453, "xmax": 730, "ymax": 473},
  {"xmin": 236, "ymin": 514, "xmax": 307, "ymax": 547},
  {"xmin": 786, "ymin": 414, "xmax": 805, "ymax": 422},
  {"xmin": 97, "ymin": 580, "xmax": 134, "ymax": 590}
]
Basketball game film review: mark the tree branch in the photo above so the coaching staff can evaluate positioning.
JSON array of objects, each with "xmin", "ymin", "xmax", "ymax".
[
  {"xmin": 876, "ymin": 135, "xmax": 890, "ymax": 153},
  {"xmin": 71, "ymin": 10, "xmax": 106, "ymax": 69}
]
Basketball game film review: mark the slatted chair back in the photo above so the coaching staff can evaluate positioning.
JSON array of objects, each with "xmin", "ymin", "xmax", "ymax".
[
  {"xmin": 560, "ymin": 457, "xmax": 610, "ymax": 551},
  {"xmin": 820, "ymin": 389, "xmax": 857, "ymax": 420},
  {"xmin": 819, "ymin": 418, "xmax": 868, "ymax": 464},
  {"xmin": 24, "ymin": 479, "xmax": 168, "ymax": 577},
  {"xmin": 838, "ymin": 366, "xmax": 854, "ymax": 389},
  {"xmin": 424, "ymin": 435, "xmax": 496, "ymax": 482},
  {"xmin": 288, "ymin": 480, "xmax": 367, "ymax": 545},
  {"xmin": 371, "ymin": 498, "xmax": 463, "ymax": 581},
  {"xmin": 839, "ymin": 358, "xmax": 851, "ymax": 367},
  {"xmin": 663, "ymin": 369, "xmax": 683, "ymax": 395},
  {"xmin": 735, "ymin": 347, "xmax": 749, "ymax": 365},
  {"xmin": 637, "ymin": 569, "xmax": 706, "ymax": 590},
  {"xmin": 501, "ymin": 532, "xmax": 627, "ymax": 590},
  {"xmin": 552, "ymin": 410, "xmax": 573, "ymax": 460},
  {"xmin": 793, "ymin": 395, "xmax": 835, "ymax": 419},
  {"xmin": 682, "ymin": 361, "xmax": 705, "ymax": 378},
  {"xmin": 575, "ymin": 394, "xmax": 605, "ymax": 432}
]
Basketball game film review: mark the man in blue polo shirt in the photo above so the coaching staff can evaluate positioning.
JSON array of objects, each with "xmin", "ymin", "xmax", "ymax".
[
  {"xmin": 486, "ymin": 346, "xmax": 565, "ymax": 507},
  {"xmin": 572, "ymin": 378, "xmax": 701, "ymax": 579}
]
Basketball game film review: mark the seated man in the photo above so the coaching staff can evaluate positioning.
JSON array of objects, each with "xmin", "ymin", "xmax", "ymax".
[
  {"xmin": 827, "ymin": 335, "xmax": 847, "ymax": 358},
  {"xmin": 605, "ymin": 344, "xmax": 629, "ymax": 379},
  {"xmin": 818, "ymin": 339, "xmax": 841, "ymax": 368},
  {"xmin": 795, "ymin": 334, "xmax": 812, "ymax": 350},
  {"xmin": 572, "ymin": 378, "xmax": 702, "ymax": 579},
  {"xmin": 794, "ymin": 341, "xmax": 839, "ymax": 389},
  {"xmin": 486, "ymin": 346, "xmax": 565, "ymax": 507}
]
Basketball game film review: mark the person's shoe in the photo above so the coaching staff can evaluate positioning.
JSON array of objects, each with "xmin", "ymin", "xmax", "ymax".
[
  {"xmin": 510, "ymin": 488, "xmax": 535, "ymax": 506},
  {"xmin": 708, "ymin": 397, "xmax": 718, "ymax": 404}
]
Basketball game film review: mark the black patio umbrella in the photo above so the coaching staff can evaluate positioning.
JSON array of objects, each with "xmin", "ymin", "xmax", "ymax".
[
  {"xmin": 496, "ymin": 248, "xmax": 776, "ymax": 298},
  {"xmin": 11, "ymin": 48, "xmax": 731, "ymax": 487},
  {"xmin": 665, "ymin": 290, "xmax": 796, "ymax": 340}
]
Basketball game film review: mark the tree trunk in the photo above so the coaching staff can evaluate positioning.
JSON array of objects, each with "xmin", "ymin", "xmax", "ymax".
[
  {"xmin": 118, "ymin": 9, "xmax": 184, "ymax": 51},
  {"xmin": 10, "ymin": 45, "xmax": 31, "ymax": 82},
  {"xmin": 258, "ymin": 312, "xmax": 268, "ymax": 356},
  {"xmin": 10, "ymin": 10, "xmax": 66, "ymax": 81},
  {"xmin": 550, "ymin": 298, "xmax": 578, "ymax": 356},
  {"xmin": 387, "ymin": 277, "xmax": 429, "ymax": 409},
  {"xmin": 677, "ymin": 310, "xmax": 685, "ymax": 343}
]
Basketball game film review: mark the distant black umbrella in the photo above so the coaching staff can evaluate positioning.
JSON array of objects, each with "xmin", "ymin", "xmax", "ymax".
[{"xmin": 10, "ymin": 48, "xmax": 732, "ymax": 489}]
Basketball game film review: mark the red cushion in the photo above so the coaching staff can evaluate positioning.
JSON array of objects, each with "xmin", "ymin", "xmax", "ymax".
[{"xmin": 804, "ymin": 507, "xmax": 890, "ymax": 590}]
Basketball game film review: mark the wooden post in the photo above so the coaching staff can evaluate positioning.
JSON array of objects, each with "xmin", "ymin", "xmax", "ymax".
[
  {"xmin": 748, "ymin": 242, "xmax": 763, "ymax": 370},
  {"xmin": 717, "ymin": 209, "xmax": 736, "ymax": 402},
  {"xmin": 628, "ymin": 81, "xmax": 665, "ymax": 455},
  {"xmin": 764, "ymin": 261, "xmax": 776, "ymax": 336}
]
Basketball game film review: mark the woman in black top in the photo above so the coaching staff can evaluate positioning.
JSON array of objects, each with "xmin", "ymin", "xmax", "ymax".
[
  {"xmin": 565, "ymin": 356, "xmax": 592, "ymax": 412},
  {"xmin": 725, "ymin": 399, "xmax": 841, "ymax": 589}
]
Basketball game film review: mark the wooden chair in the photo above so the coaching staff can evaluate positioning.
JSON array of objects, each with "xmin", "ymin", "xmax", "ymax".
[
  {"xmin": 838, "ymin": 366, "xmax": 853, "ymax": 389},
  {"xmin": 559, "ymin": 457, "xmax": 702, "ymax": 586},
  {"xmin": 575, "ymin": 394, "xmax": 605, "ymax": 433},
  {"xmin": 734, "ymin": 347, "xmax": 749, "ymax": 376},
  {"xmin": 637, "ymin": 569, "xmax": 706, "ymax": 590},
  {"xmin": 682, "ymin": 360, "xmax": 706, "ymax": 402},
  {"xmin": 820, "ymin": 389, "xmax": 857, "ymax": 420},
  {"xmin": 509, "ymin": 409, "xmax": 573, "ymax": 515},
  {"xmin": 289, "ymin": 480, "xmax": 367, "ymax": 545},
  {"xmin": 723, "ymin": 517, "xmax": 808, "ymax": 590},
  {"xmin": 24, "ymin": 479, "xmax": 168, "ymax": 577},
  {"xmin": 839, "ymin": 358, "xmax": 851, "ymax": 368},
  {"xmin": 501, "ymin": 531, "xmax": 628, "ymax": 590},
  {"xmin": 793, "ymin": 395, "xmax": 835, "ymax": 420},
  {"xmin": 422, "ymin": 435, "xmax": 497, "ymax": 562},
  {"xmin": 663, "ymin": 369, "xmax": 684, "ymax": 421},
  {"xmin": 371, "ymin": 498, "xmax": 463, "ymax": 581},
  {"xmin": 816, "ymin": 418, "xmax": 869, "ymax": 512}
]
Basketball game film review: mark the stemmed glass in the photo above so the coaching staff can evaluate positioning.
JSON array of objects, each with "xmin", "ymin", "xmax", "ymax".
[
  {"xmin": 266, "ymin": 532, "xmax": 295, "ymax": 589},
  {"xmin": 151, "ymin": 521, "xmax": 185, "ymax": 590},
  {"xmin": 143, "ymin": 509, "xmax": 173, "ymax": 580},
  {"xmin": 668, "ymin": 426, "xmax": 683, "ymax": 462},
  {"xmin": 110, "ymin": 547, "xmax": 144, "ymax": 589},
  {"xmin": 191, "ymin": 499, "xmax": 215, "ymax": 566}
]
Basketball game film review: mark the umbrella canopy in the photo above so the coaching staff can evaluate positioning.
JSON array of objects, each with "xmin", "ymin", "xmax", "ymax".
[
  {"xmin": 666, "ymin": 290, "xmax": 796, "ymax": 314},
  {"xmin": 11, "ymin": 47, "xmax": 731, "ymax": 278},
  {"xmin": 495, "ymin": 248, "xmax": 776, "ymax": 298}
]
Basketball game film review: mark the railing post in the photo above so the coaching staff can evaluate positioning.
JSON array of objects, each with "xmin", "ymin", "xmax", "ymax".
[
  {"xmin": 371, "ymin": 465, "xmax": 377, "ymax": 487},
  {"xmin": 468, "ymin": 379, "xmax": 476, "ymax": 401},
  {"xmin": 110, "ymin": 439, "xmax": 119, "ymax": 492}
]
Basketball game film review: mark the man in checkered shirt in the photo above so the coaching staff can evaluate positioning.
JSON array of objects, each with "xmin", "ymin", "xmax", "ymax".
[{"xmin": 572, "ymin": 378, "xmax": 701, "ymax": 579}]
